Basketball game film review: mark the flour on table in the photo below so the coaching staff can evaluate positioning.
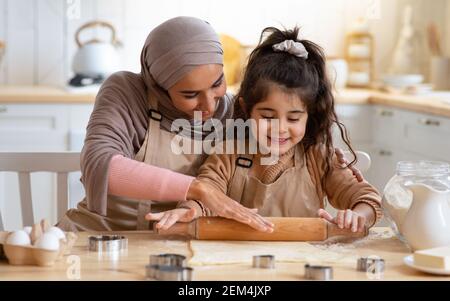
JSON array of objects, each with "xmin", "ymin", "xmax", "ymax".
[
  {"xmin": 188, "ymin": 241, "xmax": 357, "ymax": 266},
  {"xmin": 188, "ymin": 228, "xmax": 396, "ymax": 266},
  {"xmin": 147, "ymin": 240, "xmax": 189, "ymax": 255}
]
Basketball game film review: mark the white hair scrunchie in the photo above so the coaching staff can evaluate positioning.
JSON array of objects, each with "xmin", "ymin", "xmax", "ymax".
[{"xmin": 272, "ymin": 40, "xmax": 308, "ymax": 59}]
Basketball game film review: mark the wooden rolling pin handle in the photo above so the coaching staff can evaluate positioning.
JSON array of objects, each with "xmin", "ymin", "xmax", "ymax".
[
  {"xmin": 153, "ymin": 221, "xmax": 196, "ymax": 237},
  {"xmin": 326, "ymin": 222, "xmax": 368, "ymax": 239}
]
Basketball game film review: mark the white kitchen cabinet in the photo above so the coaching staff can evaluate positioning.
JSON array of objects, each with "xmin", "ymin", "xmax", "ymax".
[
  {"xmin": 0, "ymin": 104, "xmax": 68, "ymax": 151},
  {"xmin": 368, "ymin": 146, "xmax": 402, "ymax": 192},
  {"xmin": 334, "ymin": 104, "xmax": 373, "ymax": 147},
  {"xmin": 0, "ymin": 103, "xmax": 93, "ymax": 230},
  {"xmin": 68, "ymin": 104, "xmax": 92, "ymax": 151},
  {"xmin": 370, "ymin": 109, "xmax": 450, "ymax": 192},
  {"xmin": 335, "ymin": 103, "xmax": 450, "ymax": 192},
  {"xmin": 372, "ymin": 106, "xmax": 404, "ymax": 148},
  {"xmin": 401, "ymin": 110, "xmax": 450, "ymax": 163}
]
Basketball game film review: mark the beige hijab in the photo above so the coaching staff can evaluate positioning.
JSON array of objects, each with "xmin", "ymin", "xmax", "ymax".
[{"xmin": 140, "ymin": 16, "xmax": 233, "ymax": 135}]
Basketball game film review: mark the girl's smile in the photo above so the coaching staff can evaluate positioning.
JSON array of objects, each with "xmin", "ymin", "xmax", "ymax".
[
  {"xmin": 201, "ymin": 111, "xmax": 213, "ymax": 118},
  {"xmin": 267, "ymin": 136, "xmax": 290, "ymax": 145}
]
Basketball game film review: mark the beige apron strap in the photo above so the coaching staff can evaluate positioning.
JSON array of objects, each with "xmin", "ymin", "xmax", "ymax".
[
  {"xmin": 136, "ymin": 94, "xmax": 163, "ymax": 230},
  {"xmin": 294, "ymin": 144, "xmax": 304, "ymax": 167},
  {"xmin": 136, "ymin": 201, "xmax": 152, "ymax": 230},
  {"xmin": 227, "ymin": 154, "xmax": 253, "ymax": 202},
  {"xmin": 145, "ymin": 116, "xmax": 162, "ymax": 162},
  {"xmin": 135, "ymin": 95, "xmax": 160, "ymax": 162},
  {"xmin": 135, "ymin": 124, "xmax": 151, "ymax": 162}
]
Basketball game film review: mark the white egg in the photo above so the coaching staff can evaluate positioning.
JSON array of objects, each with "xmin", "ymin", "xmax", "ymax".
[
  {"xmin": 45, "ymin": 226, "xmax": 66, "ymax": 241},
  {"xmin": 23, "ymin": 226, "xmax": 32, "ymax": 235},
  {"xmin": 6, "ymin": 230, "xmax": 31, "ymax": 246},
  {"xmin": 35, "ymin": 233, "xmax": 60, "ymax": 251}
]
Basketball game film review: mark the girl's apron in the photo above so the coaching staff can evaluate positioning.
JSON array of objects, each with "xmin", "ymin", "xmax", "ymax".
[
  {"xmin": 57, "ymin": 96, "xmax": 207, "ymax": 232},
  {"xmin": 227, "ymin": 146, "xmax": 323, "ymax": 217}
]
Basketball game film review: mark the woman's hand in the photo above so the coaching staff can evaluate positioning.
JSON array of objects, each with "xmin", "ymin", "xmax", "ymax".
[
  {"xmin": 187, "ymin": 179, "xmax": 274, "ymax": 233},
  {"xmin": 318, "ymin": 208, "xmax": 366, "ymax": 233},
  {"xmin": 335, "ymin": 148, "xmax": 364, "ymax": 182},
  {"xmin": 146, "ymin": 207, "xmax": 199, "ymax": 230}
]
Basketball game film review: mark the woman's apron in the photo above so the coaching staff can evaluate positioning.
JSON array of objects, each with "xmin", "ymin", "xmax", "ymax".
[
  {"xmin": 57, "ymin": 96, "xmax": 207, "ymax": 232},
  {"xmin": 227, "ymin": 146, "xmax": 323, "ymax": 217}
]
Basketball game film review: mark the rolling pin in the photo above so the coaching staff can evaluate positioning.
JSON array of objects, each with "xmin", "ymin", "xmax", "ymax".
[{"xmin": 154, "ymin": 217, "xmax": 368, "ymax": 241}]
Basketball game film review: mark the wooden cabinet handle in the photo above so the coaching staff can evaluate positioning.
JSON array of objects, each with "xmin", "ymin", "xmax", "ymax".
[
  {"xmin": 418, "ymin": 118, "xmax": 440, "ymax": 127},
  {"xmin": 379, "ymin": 110, "xmax": 394, "ymax": 117},
  {"xmin": 0, "ymin": 106, "xmax": 7, "ymax": 113},
  {"xmin": 379, "ymin": 150, "xmax": 392, "ymax": 156}
]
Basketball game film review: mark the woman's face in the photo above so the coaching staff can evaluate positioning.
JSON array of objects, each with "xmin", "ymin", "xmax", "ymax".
[
  {"xmin": 168, "ymin": 64, "xmax": 226, "ymax": 121},
  {"xmin": 249, "ymin": 85, "xmax": 308, "ymax": 156}
]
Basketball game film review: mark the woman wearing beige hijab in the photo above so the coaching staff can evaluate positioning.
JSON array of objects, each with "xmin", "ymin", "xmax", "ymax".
[{"xmin": 57, "ymin": 16, "xmax": 360, "ymax": 232}]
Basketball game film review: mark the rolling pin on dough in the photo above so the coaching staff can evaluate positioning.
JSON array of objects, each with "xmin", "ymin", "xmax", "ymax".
[{"xmin": 154, "ymin": 217, "xmax": 368, "ymax": 241}]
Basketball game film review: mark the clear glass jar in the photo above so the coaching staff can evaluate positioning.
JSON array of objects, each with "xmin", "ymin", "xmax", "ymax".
[{"xmin": 382, "ymin": 161, "xmax": 450, "ymax": 240}]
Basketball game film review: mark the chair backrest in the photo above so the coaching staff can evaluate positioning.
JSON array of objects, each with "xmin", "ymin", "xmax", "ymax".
[
  {"xmin": 0, "ymin": 152, "xmax": 81, "ymax": 231},
  {"xmin": 344, "ymin": 150, "xmax": 371, "ymax": 173}
]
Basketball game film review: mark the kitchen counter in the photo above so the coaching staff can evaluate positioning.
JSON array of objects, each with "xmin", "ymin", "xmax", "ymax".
[
  {"xmin": 0, "ymin": 85, "xmax": 97, "ymax": 103},
  {"xmin": 338, "ymin": 89, "xmax": 450, "ymax": 118},
  {"xmin": 1, "ymin": 228, "xmax": 448, "ymax": 281},
  {"xmin": 1, "ymin": 85, "xmax": 450, "ymax": 118}
]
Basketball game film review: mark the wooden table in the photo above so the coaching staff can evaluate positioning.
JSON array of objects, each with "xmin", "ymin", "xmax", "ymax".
[{"xmin": 1, "ymin": 228, "xmax": 449, "ymax": 281}]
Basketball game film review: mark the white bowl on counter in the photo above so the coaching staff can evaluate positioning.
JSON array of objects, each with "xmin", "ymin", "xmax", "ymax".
[{"xmin": 382, "ymin": 74, "xmax": 424, "ymax": 88}]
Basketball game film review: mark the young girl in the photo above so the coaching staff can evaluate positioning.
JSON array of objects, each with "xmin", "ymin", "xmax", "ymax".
[{"xmin": 147, "ymin": 27, "xmax": 382, "ymax": 233}]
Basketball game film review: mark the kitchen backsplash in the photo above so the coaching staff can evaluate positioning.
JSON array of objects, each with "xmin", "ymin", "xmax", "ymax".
[{"xmin": 0, "ymin": 0, "xmax": 448, "ymax": 87}]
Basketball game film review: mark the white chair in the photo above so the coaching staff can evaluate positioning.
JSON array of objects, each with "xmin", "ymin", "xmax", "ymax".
[
  {"xmin": 0, "ymin": 152, "xmax": 81, "ymax": 231},
  {"xmin": 324, "ymin": 150, "xmax": 372, "ymax": 218},
  {"xmin": 344, "ymin": 150, "xmax": 371, "ymax": 173}
]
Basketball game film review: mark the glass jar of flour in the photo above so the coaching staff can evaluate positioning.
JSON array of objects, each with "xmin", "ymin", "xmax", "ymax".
[{"xmin": 382, "ymin": 161, "xmax": 450, "ymax": 244}]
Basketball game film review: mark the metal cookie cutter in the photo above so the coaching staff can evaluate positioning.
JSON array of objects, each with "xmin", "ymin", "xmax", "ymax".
[
  {"xmin": 253, "ymin": 255, "xmax": 275, "ymax": 269},
  {"xmin": 149, "ymin": 253, "xmax": 186, "ymax": 268},
  {"xmin": 88, "ymin": 235, "xmax": 128, "ymax": 252},
  {"xmin": 357, "ymin": 257, "xmax": 385, "ymax": 273},
  {"xmin": 304, "ymin": 264, "xmax": 333, "ymax": 281},
  {"xmin": 146, "ymin": 265, "xmax": 193, "ymax": 281},
  {"xmin": 146, "ymin": 253, "xmax": 189, "ymax": 280}
]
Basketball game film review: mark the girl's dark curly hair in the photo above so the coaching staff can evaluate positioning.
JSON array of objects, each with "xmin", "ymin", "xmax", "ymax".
[{"xmin": 233, "ymin": 26, "xmax": 357, "ymax": 188}]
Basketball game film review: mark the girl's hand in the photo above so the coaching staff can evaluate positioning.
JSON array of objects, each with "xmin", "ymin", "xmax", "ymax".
[
  {"xmin": 145, "ymin": 207, "xmax": 199, "ymax": 230},
  {"xmin": 335, "ymin": 148, "xmax": 364, "ymax": 182},
  {"xmin": 187, "ymin": 179, "xmax": 274, "ymax": 233},
  {"xmin": 318, "ymin": 208, "xmax": 366, "ymax": 233}
]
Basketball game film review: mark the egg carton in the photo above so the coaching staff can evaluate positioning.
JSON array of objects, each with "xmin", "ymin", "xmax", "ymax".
[{"xmin": 0, "ymin": 219, "xmax": 77, "ymax": 267}]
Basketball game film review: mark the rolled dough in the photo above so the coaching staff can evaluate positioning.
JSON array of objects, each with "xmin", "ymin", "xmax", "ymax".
[
  {"xmin": 188, "ymin": 240, "xmax": 358, "ymax": 266},
  {"xmin": 188, "ymin": 229, "xmax": 396, "ymax": 266}
]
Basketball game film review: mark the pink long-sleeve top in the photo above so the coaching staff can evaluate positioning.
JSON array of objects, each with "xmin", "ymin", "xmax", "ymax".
[{"xmin": 107, "ymin": 154, "xmax": 194, "ymax": 202}]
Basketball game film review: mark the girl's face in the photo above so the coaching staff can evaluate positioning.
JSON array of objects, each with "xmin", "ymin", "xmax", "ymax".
[
  {"xmin": 249, "ymin": 85, "xmax": 308, "ymax": 156},
  {"xmin": 168, "ymin": 64, "xmax": 226, "ymax": 121}
]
